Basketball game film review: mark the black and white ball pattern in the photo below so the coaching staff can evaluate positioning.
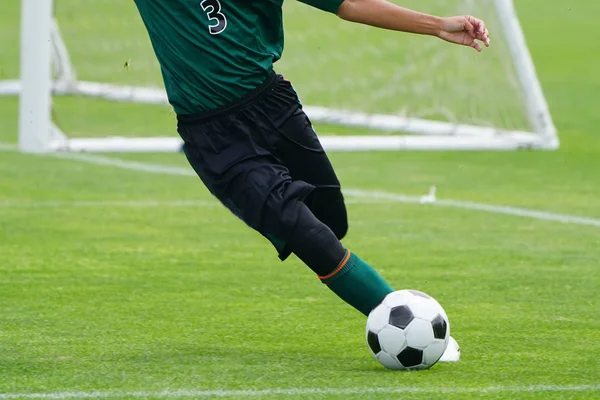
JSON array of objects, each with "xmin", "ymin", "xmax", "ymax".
[{"xmin": 366, "ymin": 290, "xmax": 450, "ymax": 370}]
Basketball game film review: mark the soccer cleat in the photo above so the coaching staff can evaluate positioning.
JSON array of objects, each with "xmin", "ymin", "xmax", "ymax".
[{"xmin": 438, "ymin": 336, "xmax": 460, "ymax": 362}]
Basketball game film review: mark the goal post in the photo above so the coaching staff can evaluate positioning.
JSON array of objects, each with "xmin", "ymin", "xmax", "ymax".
[
  {"xmin": 18, "ymin": 0, "xmax": 54, "ymax": 153},
  {"xmin": 2, "ymin": 0, "xmax": 558, "ymax": 153}
]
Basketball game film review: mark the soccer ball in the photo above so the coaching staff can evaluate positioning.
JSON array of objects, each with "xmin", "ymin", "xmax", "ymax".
[{"xmin": 366, "ymin": 289, "xmax": 450, "ymax": 370}]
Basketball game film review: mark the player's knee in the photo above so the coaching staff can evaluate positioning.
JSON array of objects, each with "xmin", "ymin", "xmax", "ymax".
[
  {"xmin": 332, "ymin": 216, "xmax": 348, "ymax": 240},
  {"xmin": 307, "ymin": 189, "xmax": 348, "ymax": 240},
  {"xmin": 324, "ymin": 195, "xmax": 348, "ymax": 240},
  {"xmin": 325, "ymin": 208, "xmax": 347, "ymax": 240},
  {"xmin": 287, "ymin": 202, "xmax": 347, "ymax": 275}
]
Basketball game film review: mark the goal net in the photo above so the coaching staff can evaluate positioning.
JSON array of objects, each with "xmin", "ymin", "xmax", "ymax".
[{"xmin": 2, "ymin": 0, "xmax": 558, "ymax": 152}]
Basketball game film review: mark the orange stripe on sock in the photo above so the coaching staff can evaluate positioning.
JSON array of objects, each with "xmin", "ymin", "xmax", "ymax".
[{"xmin": 318, "ymin": 250, "xmax": 351, "ymax": 280}]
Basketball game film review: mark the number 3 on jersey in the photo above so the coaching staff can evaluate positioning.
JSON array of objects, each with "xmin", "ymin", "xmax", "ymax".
[{"xmin": 201, "ymin": 0, "xmax": 227, "ymax": 35}]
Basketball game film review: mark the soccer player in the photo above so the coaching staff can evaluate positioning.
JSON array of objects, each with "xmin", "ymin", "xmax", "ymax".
[{"xmin": 133, "ymin": 0, "xmax": 490, "ymax": 317}]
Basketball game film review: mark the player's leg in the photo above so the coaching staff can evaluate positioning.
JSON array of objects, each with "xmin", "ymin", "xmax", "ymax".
[
  {"xmin": 272, "ymin": 105, "xmax": 348, "ymax": 241},
  {"xmin": 177, "ymin": 74, "xmax": 393, "ymax": 316},
  {"xmin": 186, "ymin": 152, "xmax": 392, "ymax": 317},
  {"xmin": 260, "ymin": 76, "xmax": 396, "ymax": 308},
  {"xmin": 259, "ymin": 77, "xmax": 394, "ymax": 316}
]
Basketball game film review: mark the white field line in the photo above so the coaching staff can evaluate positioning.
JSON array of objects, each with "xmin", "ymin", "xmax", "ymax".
[
  {"xmin": 53, "ymin": 153, "xmax": 197, "ymax": 176},
  {"xmin": 1, "ymin": 150, "xmax": 597, "ymax": 228},
  {"xmin": 0, "ymin": 384, "xmax": 599, "ymax": 399},
  {"xmin": 344, "ymin": 189, "xmax": 600, "ymax": 228},
  {"xmin": 50, "ymin": 153, "xmax": 600, "ymax": 229}
]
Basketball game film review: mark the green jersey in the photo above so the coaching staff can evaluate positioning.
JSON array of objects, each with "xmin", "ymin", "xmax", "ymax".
[{"xmin": 134, "ymin": 0, "xmax": 344, "ymax": 115}]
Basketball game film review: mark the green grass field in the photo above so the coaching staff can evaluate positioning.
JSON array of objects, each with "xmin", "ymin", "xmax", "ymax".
[{"xmin": 1, "ymin": 0, "xmax": 600, "ymax": 399}]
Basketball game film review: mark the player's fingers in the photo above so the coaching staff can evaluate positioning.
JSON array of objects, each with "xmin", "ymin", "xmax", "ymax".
[
  {"xmin": 463, "ymin": 17, "xmax": 475, "ymax": 37},
  {"xmin": 471, "ymin": 19, "xmax": 490, "ymax": 47},
  {"xmin": 478, "ymin": 25, "xmax": 490, "ymax": 46},
  {"xmin": 469, "ymin": 16, "xmax": 484, "ymax": 31},
  {"xmin": 470, "ymin": 39, "xmax": 482, "ymax": 52},
  {"xmin": 467, "ymin": 15, "xmax": 487, "ymax": 38}
]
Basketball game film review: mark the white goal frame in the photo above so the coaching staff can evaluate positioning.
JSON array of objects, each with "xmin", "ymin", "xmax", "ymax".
[{"xmin": 1, "ymin": 0, "xmax": 558, "ymax": 153}]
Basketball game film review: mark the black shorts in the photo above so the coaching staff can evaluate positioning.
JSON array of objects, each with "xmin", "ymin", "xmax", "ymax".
[{"xmin": 177, "ymin": 71, "xmax": 347, "ymax": 260}]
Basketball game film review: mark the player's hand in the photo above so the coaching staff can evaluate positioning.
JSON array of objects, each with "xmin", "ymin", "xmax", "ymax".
[{"xmin": 438, "ymin": 16, "xmax": 490, "ymax": 52}]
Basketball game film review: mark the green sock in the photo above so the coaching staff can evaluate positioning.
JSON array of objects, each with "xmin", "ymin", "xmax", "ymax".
[{"xmin": 319, "ymin": 250, "xmax": 394, "ymax": 316}]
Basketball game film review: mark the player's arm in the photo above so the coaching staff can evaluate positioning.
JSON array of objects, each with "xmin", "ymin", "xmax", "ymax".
[{"xmin": 300, "ymin": 0, "xmax": 490, "ymax": 52}]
